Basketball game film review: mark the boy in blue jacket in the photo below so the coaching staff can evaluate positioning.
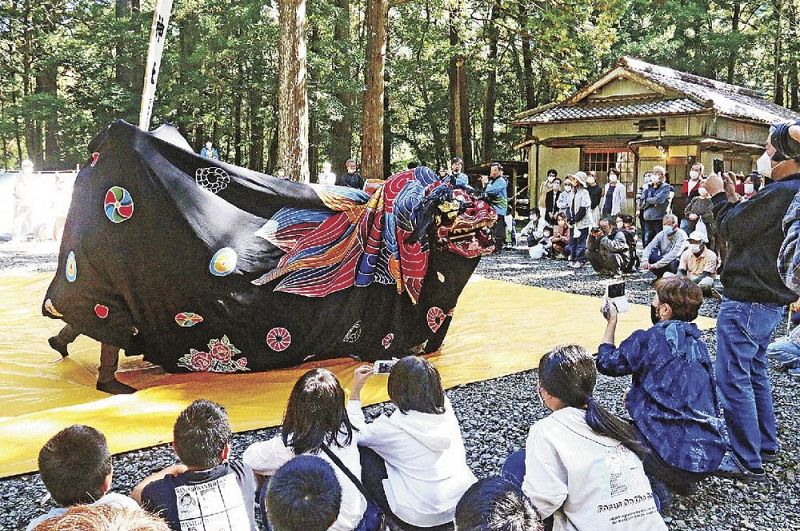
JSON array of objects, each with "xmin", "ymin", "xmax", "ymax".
[{"xmin": 596, "ymin": 276, "xmax": 726, "ymax": 508}]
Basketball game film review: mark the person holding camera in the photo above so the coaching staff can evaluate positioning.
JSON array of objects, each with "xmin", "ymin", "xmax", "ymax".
[
  {"xmin": 586, "ymin": 218, "xmax": 629, "ymax": 277},
  {"xmin": 705, "ymin": 119, "xmax": 800, "ymax": 482},
  {"xmin": 596, "ymin": 276, "xmax": 726, "ymax": 509}
]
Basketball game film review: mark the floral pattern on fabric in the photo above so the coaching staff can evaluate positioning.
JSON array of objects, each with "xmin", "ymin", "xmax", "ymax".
[{"xmin": 177, "ymin": 335, "xmax": 249, "ymax": 372}]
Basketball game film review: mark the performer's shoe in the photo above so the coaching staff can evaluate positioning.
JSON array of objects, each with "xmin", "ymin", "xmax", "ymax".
[
  {"xmin": 96, "ymin": 378, "xmax": 137, "ymax": 395},
  {"xmin": 48, "ymin": 336, "xmax": 70, "ymax": 358}
]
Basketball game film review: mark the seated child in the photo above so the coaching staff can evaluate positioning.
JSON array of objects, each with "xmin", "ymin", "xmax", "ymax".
[
  {"xmin": 132, "ymin": 400, "xmax": 257, "ymax": 531},
  {"xmin": 550, "ymin": 213, "xmax": 570, "ymax": 258},
  {"xmin": 31, "ymin": 504, "xmax": 170, "ymax": 531},
  {"xmin": 528, "ymin": 227, "xmax": 553, "ymax": 260},
  {"xmin": 266, "ymin": 455, "xmax": 343, "ymax": 531},
  {"xmin": 596, "ymin": 276, "xmax": 726, "ymax": 505},
  {"xmin": 27, "ymin": 425, "xmax": 139, "ymax": 530},
  {"xmin": 243, "ymin": 368, "xmax": 370, "ymax": 531},
  {"xmin": 454, "ymin": 477, "xmax": 543, "ymax": 531},
  {"xmin": 502, "ymin": 345, "xmax": 666, "ymax": 531},
  {"xmin": 355, "ymin": 356, "xmax": 477, "ymax": 530}
]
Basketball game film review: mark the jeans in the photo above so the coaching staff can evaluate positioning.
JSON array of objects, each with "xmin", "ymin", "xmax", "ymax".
[
  {"xmin": 642, "ymin": 220, "xmax": 662, "ymax": 248},
  {"xmin": 766, "ymin": 337, "xmax": 800, "ymax": 374},
  {"xmin": 566, "ymin": 227, "xmax": 589, "ymax": 263},
  {"xmin": 647, "ymin": 249, "xmax": 679, "ymax": 279},
  {"xmin": 715, "ymin": 298, "xmax": 783, "ymax": 470}
]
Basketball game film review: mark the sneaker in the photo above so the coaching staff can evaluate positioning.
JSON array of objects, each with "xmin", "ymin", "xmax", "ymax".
[
  {"xmin": 48, "ymin": 336, "xmax": 70, "ymax": 358},
  {"xmin": 714, "ymin": 453, "xmax": 767, "ymax": 483},
  {"xmin": 96, "ymin": 378, "xmax": 137, "ymax": 395},
  {"xmin": 761, "ymin": 450, "xmax": 779, "ymax": 463}
]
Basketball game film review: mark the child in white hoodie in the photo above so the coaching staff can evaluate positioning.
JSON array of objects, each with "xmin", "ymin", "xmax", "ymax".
[{"xmin": 353, "ymin": 356, "xmax": 476, "ymax": 529}]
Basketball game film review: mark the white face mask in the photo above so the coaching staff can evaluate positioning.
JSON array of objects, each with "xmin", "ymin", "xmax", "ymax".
[
  {"xmin": 609, "ymin": 175, "xmax": 618, "ymax": 183},
  {"xmin": 744, "ymin": 183, "xmax": 755, "ymax": 194},
  {"xmin": 699, "ymin": 188, "xmax": 709, "ymax": 198},
  {"xmin": 690, "ymin": 244, "xmax": 702, "ymax": 254},
  {"xmin": 756, "ymin": 152, "xmax": 773, "ymax": 178},
  {"xmin": 689, "ymin": 170, "xmax": 700, "ymax": 179},
  {"xmin": 616, "ymin": 221, "xmax": 624, "ymax": 228},
  {"xmin": 564, "ymin": 185, "xmax": 573, "ymax": 192}
]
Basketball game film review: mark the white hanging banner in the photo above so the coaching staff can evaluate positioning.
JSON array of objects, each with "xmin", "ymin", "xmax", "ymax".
[{"xmin": 138, "ymin": 0, "xmax": 174, "ymax": 131}]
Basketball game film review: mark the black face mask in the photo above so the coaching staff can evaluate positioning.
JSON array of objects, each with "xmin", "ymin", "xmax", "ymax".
[{"xmin": 651, "ymin": 304, "xmax": 661, "ymax": 325}]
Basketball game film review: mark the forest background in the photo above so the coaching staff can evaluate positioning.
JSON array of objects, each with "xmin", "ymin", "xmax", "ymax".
[{"xmin": 0, "ymin": 0, "xmax": 798, "ymax": 180}]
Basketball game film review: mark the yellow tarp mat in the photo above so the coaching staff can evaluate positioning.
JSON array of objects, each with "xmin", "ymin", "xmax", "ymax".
[{"xmin": 0, "ymin": 272, "xmax": 715, "ymax": 478}]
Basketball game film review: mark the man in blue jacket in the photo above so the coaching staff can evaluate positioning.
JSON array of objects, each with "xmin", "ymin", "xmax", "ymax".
[
  {"xmin": 485, "ymin": 162, "xmax": 508, "ymax": 252},
  {"xmin": 640, "ymin": 166, "xmax": 672, "ymax": 247},
  {"xmin": 705, "ymin": 120, "xmax": 800, "ymax": 482}
]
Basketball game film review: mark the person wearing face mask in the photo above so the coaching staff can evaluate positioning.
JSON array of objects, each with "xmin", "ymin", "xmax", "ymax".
[
  {"xmin": 596, "ymin": 277, "xmax": 726, "ymax": 510},
  {"xmin": 586, "ymin": 171, "xmax": 603, "ymax": 224},
  {"xmin": 520, "ymin": 208, "xmax": 548, "ymax": 247},
  {"xmin": 740, "ymin": 173, "xmax": 761, "ymax": 201},
  {"xmin": 641, "ymin": 214, "xmax": 688, "ymax": 278},
  {"xmin": 704, "ymin": 119, "xmax": 800, "ymax": 483},
  {"xmin": 602, "ymin": 168, "xmax": 626, "ymax": 217},
  {"xmin": 664, "ymin": 231, "xmax": 718, "ymax": 298},
  {"xmin": 640, "ymin": 166, "xmax": 673, "ymax": 247},
  {"xmin": 560, "ymin": 172, "xmax": 592, "ymax": 268},
  {"xmin": 683, "ymin": 163, "xmax": 705, "ymax": 201},
  {"xmin": 586, "ymin": 218, "xmax": 629, "ymax": 277},
  {"xmin": 635, "ymin": 173, "xmax": 653, "ymax": 237},
  {"xmin": 680, "ymin": 185, "xmax": 715, "ymax": 243},
  {"xmin": 538, "ymin": 169, "xmax": 559, "ymax": 213},
  {"xmin": 544, "ymin": 178, "xmax": 562, "ymax": 224},
  {"xmin": 555, "ymin": 176, "xmax": 574, "ymax": 217},
  {"xmin": 485, "ymin": 162, "xmax": 509, "ymax": 252}
]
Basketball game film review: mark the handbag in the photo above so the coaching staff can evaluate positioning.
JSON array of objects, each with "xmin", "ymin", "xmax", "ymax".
[{"xmin": 321, "ymin": 445, "xmax": 388, "ymax": 531}]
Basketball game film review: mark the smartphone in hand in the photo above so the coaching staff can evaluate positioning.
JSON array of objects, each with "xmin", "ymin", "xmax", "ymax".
[{"xmin": 605, "ymin": 281, "xmax": 629, "ymax": 313}]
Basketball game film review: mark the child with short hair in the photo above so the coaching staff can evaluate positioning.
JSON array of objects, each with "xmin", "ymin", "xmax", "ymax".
[
  {"xmin": 455, "ymin": 477, "xmax": 543, "ymax": 531},
  {"xmin": 132, "ymin": 400, "xmax": 257, "ymax": 531},
  {"xmin": 27, "ymin": 425, "xmax": 139, "ymax": 531},
  {"xmin": 528, "ymin": 226, "xmax": 554, "ymax": 260},
  {"xmin": 243, "ymin": 368, "xmax": 370, "ymax": 531},
  {"xmin": 266, "ymin": 455, "xmax": 343, "ymax": 531},
  {"xmin": 31, "ymin": 505, "xmax": 170, "ymax": 531},
  {"xmin": 597, "ymin": 276, "xmax": 726, "ymax": 504},
  {"xmin": 355, "ymin": 356, "xmax": 477, "ymax": 529},
  {"xmin": 503, "ymin": 345, "xmax": 666, "ymax": 531}
]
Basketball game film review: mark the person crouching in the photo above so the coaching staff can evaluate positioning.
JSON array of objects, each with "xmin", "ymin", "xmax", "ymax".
[
  {"xmin": 586, "ymin": 218, "xmax": 630, "ymax": 277},
  {"xmin": 664, "ymin": 231, "xmax": 719, "ymax": 298}
]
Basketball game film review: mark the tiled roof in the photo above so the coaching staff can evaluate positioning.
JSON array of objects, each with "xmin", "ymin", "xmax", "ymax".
[
  {"xmin": 516, "ymin": 98, "xmax": 704, "ymax": 124},
  {"xmin": 515, "ymin": 57, "xmax": 800, "ymax": 126},
  {"xmin": 622, "ymin": 57, "xmax": 800, "ymax": 124}
]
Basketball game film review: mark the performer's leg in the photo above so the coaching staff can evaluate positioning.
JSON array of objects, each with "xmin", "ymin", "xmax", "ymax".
[
  {"xmin": 96, "ymin": 343, "xmax": 136, "ymax": 394},
  {"xmin": 48, "ymin": 324, "xmax": 79, "ymax": 357}
]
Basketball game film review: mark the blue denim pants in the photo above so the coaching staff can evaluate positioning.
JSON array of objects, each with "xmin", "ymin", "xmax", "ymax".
[
  {"xmin": 566, "ymin": 227, "xmax": 589, "ymax": 263},
  {"xmin": 715, "ymin": 298, "xmax": 783, "ymax": 469},
  {"xmin": 766, "ymin": 336, "xmax": 800, "ymax": 373}
]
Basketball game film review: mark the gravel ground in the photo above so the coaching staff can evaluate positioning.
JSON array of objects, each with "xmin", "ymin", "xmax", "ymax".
[{"xmin": 1, "ymin": 243, "xmax": 799, "ymax": 530}]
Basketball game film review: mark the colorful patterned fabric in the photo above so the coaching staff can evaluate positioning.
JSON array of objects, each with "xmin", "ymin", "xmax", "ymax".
[{"xmin": 42, "ymin": 121, "xmax": 494, "ymax": 372}]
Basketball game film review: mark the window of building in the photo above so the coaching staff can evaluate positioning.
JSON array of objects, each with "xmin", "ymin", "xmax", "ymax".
[{"xmin": 580, "ymin": 148, "xmax": 636, "ymax": 195}]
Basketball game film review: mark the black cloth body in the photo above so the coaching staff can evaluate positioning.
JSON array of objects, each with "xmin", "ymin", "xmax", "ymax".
[{"xmin": 42, "ymin": 122, "xmax": 488, "ymax": 373}]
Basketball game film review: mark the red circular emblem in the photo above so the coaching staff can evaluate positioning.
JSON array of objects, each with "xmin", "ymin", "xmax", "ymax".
[
  {"xmin": 427, "ymin": 307, "xmax": 445, "ymax": 333},
  {"xmin": 266, "ymin": 327, "xmax": 292, "ymax": 352}
]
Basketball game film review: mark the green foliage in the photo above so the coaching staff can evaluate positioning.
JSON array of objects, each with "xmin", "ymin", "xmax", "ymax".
[{"xmin": 0, "ymin": 0, "xmax": 796, "ymax": 171}]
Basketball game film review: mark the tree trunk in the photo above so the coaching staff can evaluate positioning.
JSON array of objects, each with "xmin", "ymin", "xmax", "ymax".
[
  {"xmin": 789, "ymin": 3, "xmax": 799, "ymax": 111},
  {"xmin": 518, "ymin": 4, "xmax": 535, "ymax": 109},
  {"xmin": 383, "ymin": 58, "xmax": 392, "ymax": 177},
  {"xmin": 277, "ymin": 0, "xmax": 309, "ymax": 182},
  {"xmin": 234, "ymin": 61, "xmax": 243, "ymax": 166},
  {"xmin": 774, "ymin": 0, "xmax": 784, "ymax": 105},
  {"xmin": 448, "ymin": 3, "xmax": 472, "ymax": 166},
  {"xmin": 249, "ymin": 88, "xmax": 264, "ymax": 171},
  {"xmin": 35, "ymin": 62, "xmax": 60, "ymax": 169},
  {"xmin": 726, "ymin": 2, "xmax": 741, "ymax": 84},
  {"xmin": 481, "ymin": 1, "xmax": 500, "ymax": 163},
  {"xmin": 361, "ymin": 0, "xmax": 388, "ymax": 180},
  {"xmin": 330, "ymin": 0, "xmax": 353, "ymax": 172}
]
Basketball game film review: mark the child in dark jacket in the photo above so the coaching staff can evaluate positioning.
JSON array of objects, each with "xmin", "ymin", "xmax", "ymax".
[{"xmin": 596, "ymin": 276, "xmax": 726, "ymax": 509}]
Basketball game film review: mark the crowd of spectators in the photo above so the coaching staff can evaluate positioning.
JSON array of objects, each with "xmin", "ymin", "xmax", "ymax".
[{"xmin": 23, "ymin": 121, "xmax": 800, "ymax": 530}]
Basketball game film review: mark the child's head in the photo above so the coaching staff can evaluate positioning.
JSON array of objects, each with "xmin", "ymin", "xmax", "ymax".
[
  {"xmin": 653, "ymin": 276, "xmax": 703, "ymax": 323},
  {"xmin": 283, "ymin": 369, "xmax": 353, "ymax": 454},
  {"xmin": 388, "ymin": 356, "xmax": 445, "ymax": 414},
  {"xmin": 266, "ymin": 455, "xmax": 342, "ymax": 531},
  {"xmin": 538, "ymin": 345, "xmax": 642, "ymax": 455},
  {"xmin": 32, "ymin": 505, "xmax": 171, "ymax": 531},
  {"xmin": 38, "ymin": 425, "xmax": 112, "ymax": 506},
  {"xmin": 455, "ymin": 477, "xmax": 542, "ymax": 531},
  {"xmin": 620, "ymin": 214, "xmax": 634, "ymax": 228},
  {"xmin": 542, "ymin": 227, "xmax": 553, "ymax": 238},
  {"xmin": 173, "ymin": 400, "xmax": 231, "ymax": 470},
  {"xmin": 555, "ymin": 212, "xmax": 567, "ymax": 226}
]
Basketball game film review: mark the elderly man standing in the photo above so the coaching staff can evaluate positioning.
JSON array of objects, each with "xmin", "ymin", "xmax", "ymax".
[
  {"xmin": 708, "ymin": 119, "xmax": 800, "ymax": 483},
  {"xmin": 640, "ymin": 166, "xmax": 672, "ymax": 247},
  {"xmin": 641, "ymin": 214, "xmax": 687, "ymax": 278},
  {"xmin": 485, "ymin": 162, "xmax": 508, "ymax": 252}
]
